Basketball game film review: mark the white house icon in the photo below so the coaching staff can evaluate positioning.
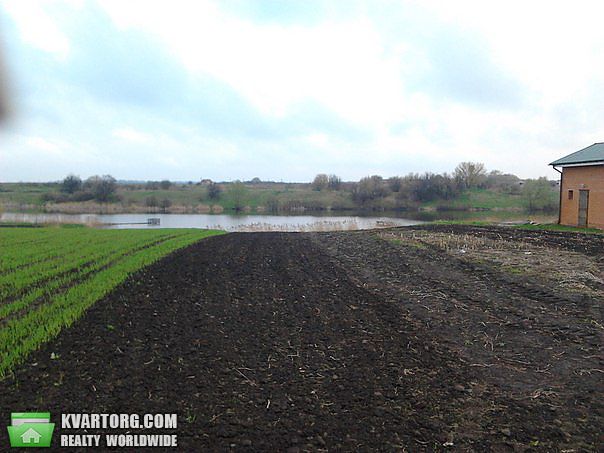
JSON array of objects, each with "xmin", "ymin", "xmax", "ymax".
[{"xmin": 21, "ymin": 427, "xmax": 42, "ymax": 444}]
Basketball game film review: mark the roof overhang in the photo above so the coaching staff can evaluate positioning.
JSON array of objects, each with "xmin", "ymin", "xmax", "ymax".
[{"xmin": 549, "ymin": 160, "xmax": 604, "ymax": 167}]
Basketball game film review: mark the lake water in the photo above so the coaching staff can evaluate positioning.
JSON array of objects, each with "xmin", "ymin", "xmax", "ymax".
[
  {"xmin": 1, "ymin": 210, "xmax": 545, "ymax": 231},
  {"xmin": 0, "ymin": 212, "xmax": 424, "ymax": 231}
]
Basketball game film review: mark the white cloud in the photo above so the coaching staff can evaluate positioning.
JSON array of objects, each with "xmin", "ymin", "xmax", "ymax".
[
  {"xmin": 23, "ymin": 136, "xmax": 62, "ymax": 153},
  {"xmin": 98, "ymin": 0, "xmax": 407, "ymax": 127},
  {"xmin": 112, "ymin": 127, "xmax": 152, "ymax": 144},
  {"xmin": 421, "ymin": 1, "xmax": 604, "ymax": 103},
  {"xmin": 2, "ymin": 0, "xmax": 604, "ymax": 181},
  {"xmin": 2, "ymin": 1, "xmax": 71, "ymax": 59}
]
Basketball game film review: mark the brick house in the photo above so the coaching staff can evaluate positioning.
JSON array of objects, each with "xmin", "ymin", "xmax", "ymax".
[{"xmin": 549, "ymin": 143, "xmax": 604, "ymax": 229}]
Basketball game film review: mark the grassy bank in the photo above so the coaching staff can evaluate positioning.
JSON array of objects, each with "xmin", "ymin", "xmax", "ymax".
[
  {"xmin": 0, "ymin": 181, "xmax": 556, "ymax": 215},
  {"xmin": 0, "ymin": 226, "xmax": 224, "ymax": 376},
  {"xmin": 423, "ymin": 187, "xmax": 526, "ymax": 210}
]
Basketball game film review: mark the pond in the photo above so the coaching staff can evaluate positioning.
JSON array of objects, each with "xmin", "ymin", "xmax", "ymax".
[
  {"xmin": 1, "ymin": 210, "xmax": 546, "ymax": 231},
  {"xmin": 0, "ymin": 212, "xmax": 422, "ymax": 231}
]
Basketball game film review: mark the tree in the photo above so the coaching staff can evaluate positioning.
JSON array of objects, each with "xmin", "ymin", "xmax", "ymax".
[
  {"xmin": 352, "ymin": 175, "xmax": 388, "ymax": 204},
  {"xmin": 393, "ymin": 174, "xmax": 420, "ymax": 201},
  {"xmin": 207, "ymin": 182, "xmax": 222, "ymax": 200},
  {"xmin": 228, "ymin": 181, "xmax": 248, "ymax": 211},
  {"xmin": 454, "ymin": 162, "xmax": 487, "ymax": 189},
  {"xmin": 327, "ymin": 174, "xmax": 342, "ymax": 190},
  {"xmin": 159, "ymin": 198, "xmax": 172, "ymax": 213},
  {"xmin": 312, "ymin": 174, "xmax": 329, "ymax": 191},
  {"xmin": 61, "ymin": 174, "xmax": 82, "ymax": 194},
  {"xmin": 145, "ymin": 196, "xmax": 159, "ymax": 211},
  {"xmin": 266, "ymin": 196, "xmax": 280, "ymax": 213},
  {"xmin": 388, "ymin": 176, "xmax": 403, "ymax": 193},
  {"xmin": 485, "ymin": 170, "xmax": 521, "ymax": 193},
  {"xmin": 84, "ymin": 175, "xmax": 117, "ymax": 202},
  {"xmin": 522, "ymin": 177, "xmax": 558, "ymax": 212},
  {"xmin": 410, "ymin": 173, "xmax": 459, "ymax": 202},
  {"xmin": 159, "ymin": 180, "xmax": 172, "ymax": 190}
]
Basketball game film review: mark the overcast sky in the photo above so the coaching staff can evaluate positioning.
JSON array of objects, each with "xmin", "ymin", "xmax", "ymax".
[{"xmin": 1, "ymin": 0, "xmax": 604, "ymax": 182}]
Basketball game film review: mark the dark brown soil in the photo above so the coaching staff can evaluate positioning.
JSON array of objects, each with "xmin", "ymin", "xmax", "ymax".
[{"xmin": 0, "ymin": 226, "xmax": 602, "ymax": 451}]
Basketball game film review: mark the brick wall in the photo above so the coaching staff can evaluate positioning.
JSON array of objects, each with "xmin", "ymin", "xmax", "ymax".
[{"xmin": 559, "ymin": 165, "xmax": 604, "ymax": 229}]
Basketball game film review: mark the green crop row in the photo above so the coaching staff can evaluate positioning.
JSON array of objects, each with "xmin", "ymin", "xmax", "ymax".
[
  {"xmin": 1, "ymin": 232, "xmax": 121, "ymax": 271},
  {"xmin": 0, "ymin": 227, "xmax": 224, "ymax": 376},
  {"xmin": 0, "ymin": 232, "xmax": 177, "ymax": 299},
  {"xmin": 0, "ymin": 234, "xmax": 178, "ymax": 319}
]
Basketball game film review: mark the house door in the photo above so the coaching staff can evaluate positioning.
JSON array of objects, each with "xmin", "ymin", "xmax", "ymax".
[{"xmin": 578, "ymin": 190, "xmax": 589, "ymax": 227}]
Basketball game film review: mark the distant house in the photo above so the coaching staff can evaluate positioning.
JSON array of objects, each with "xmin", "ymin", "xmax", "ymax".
[{"xmin": 549, "ymin": 143, "xmax": 604, "ymax": 229}]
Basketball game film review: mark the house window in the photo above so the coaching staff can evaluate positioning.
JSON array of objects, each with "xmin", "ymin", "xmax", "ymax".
[{"xmin": 568, "ymin": 190, "xmax": 574, "ymax": 200}]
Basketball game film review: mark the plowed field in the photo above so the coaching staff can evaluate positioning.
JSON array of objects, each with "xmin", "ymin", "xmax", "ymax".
[{"xmin": 0, "ymin": 226, "xmax": 601, "ymax": 451}]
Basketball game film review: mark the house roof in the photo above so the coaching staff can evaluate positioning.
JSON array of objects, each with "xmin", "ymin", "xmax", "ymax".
[
  {"xmin": 550, "ymin": 143, "xmax": 604, "ymax": 166},
  {"xmin": 21, "ymin": 428, "xmax": 41, "ymax": 439}
]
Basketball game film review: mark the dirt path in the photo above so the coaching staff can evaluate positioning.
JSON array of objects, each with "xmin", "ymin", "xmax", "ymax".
[{"xmin": 0, "ymin": 229, "xmax": 602, "ymax": 451}]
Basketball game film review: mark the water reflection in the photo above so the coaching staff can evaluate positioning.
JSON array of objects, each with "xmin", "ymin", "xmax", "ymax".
[
  {"xmin": 1, "ymin": 210, "xmax": 547, "ymax": 231},
  {"xmin": 1, "ymin": 212, "xmax": 422, "ymax": 231}
]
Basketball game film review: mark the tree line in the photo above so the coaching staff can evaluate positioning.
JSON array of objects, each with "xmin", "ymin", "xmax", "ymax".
[
  {"xmin": 42, "ymin": 174, "xmax": 118, "ymax": 203},
  {"xmin": 312, "ymin": 162, "xmax": 517, "ymax": 203},
  {"xmin": 311, "ymin": 162, "xmax": 557, "ymax": 211},
  {"xmin": 45, "ymin": 162, "xmax": 557, "ymax": 213}
]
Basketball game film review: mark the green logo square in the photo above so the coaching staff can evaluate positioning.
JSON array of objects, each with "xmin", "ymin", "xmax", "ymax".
[{"xmin": 7, "ymin": 413, "xmax": 54, "ymax": 448}]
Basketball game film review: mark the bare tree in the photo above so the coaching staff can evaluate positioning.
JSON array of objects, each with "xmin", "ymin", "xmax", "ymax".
[
  {"xmin": 84, "ymin": 175, "xmax": 117, "ymax": 202},
  {"xmin": 159, "ymin": 198, "xmax": 172, "ymax": 213},
  {"xmin": 145, "ymin": 196, "xmax": 159, "ymax": 212},
  {"xmin": 388, "ymin": 176, "xmax": 403, "ymax": 192},
  {"xmin": 327, "ymin": 174, "xmax": 342, "ymax": 190},
  {"xmin": 454, "ymin": 162, "xmax": 487, "ymax": 189},
  {"xmin": 352, "ymin": 175, "xmax": 388, "ymax": 204},
  {"xmin": 312, "ymin": 174, "xmax": 329, "ymax": 191}
]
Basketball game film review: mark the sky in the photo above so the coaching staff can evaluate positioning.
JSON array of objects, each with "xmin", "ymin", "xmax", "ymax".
[{"xmin": 1, "ymin": 0, "xmax": 604, "ymax": 182}]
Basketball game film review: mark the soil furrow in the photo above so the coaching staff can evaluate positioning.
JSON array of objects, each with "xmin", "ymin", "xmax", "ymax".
[{"xmin": 0, "ymin": 229, "xmax": 601, "ymax": 452}]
